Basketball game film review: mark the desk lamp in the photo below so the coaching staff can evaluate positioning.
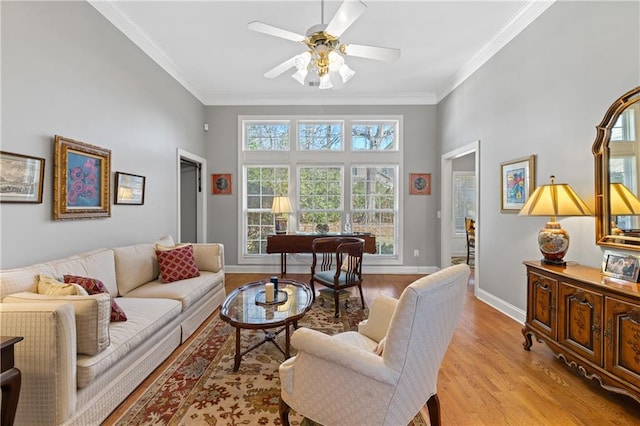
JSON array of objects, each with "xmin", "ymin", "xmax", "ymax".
[{"xmin": 272, "ymin": 196, "xmax": 292, "ymax": 234}]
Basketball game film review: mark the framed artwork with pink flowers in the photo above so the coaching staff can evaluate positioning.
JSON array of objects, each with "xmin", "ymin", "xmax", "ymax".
[
  {"xmin": 53, "ymin": 135, "xmax": 111, "ymax": 220},
  {"xmin": 500, "ymin": 155, "xmax": 535, "ymax": 213}
]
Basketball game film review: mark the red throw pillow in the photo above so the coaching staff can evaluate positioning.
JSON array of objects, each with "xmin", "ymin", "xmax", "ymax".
[
  {"xmin": 64, "ymin": 275, "xmax": 127, "ymax": 322},
  {"xmin": 156, "ymin": 244, "xmax": 200, "ymax": 283}
]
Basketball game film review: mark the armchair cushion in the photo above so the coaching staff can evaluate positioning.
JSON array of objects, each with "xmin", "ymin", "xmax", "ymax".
[{"xmin": 314, "ymin": 270, "xmax": 351, "ymax": 286}]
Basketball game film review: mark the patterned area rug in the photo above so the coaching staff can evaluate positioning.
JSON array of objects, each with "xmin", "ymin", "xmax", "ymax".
[{"xmin": 113, "ymin": 297, "xmax": 427, "ymax": 426}]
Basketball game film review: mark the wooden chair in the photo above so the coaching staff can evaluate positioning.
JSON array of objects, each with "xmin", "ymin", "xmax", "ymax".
[
  {"xmin": 310, "ymin": 237, "xmax": 365, "ymax": 318},
  {"xmin": 465, "ymin": 217, "xmax": 475, "ymax": 265}
]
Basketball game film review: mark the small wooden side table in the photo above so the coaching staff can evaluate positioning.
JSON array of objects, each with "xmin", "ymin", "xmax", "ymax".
[{"xmin": 1, "ymin": 336, "xmax": 24, "ymax": 426}]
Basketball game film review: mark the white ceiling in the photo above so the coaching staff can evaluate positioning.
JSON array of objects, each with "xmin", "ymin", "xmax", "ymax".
[{"xmin": 89, "ymin": 0, "xmax": 555, "ymax": 106}]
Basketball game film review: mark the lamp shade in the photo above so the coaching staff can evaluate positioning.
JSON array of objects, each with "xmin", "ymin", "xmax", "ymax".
[
  {"xmin": 271, "ymin": 196, "xmax": 292, "ymax": 214},
  {"xmin": 518, "ymin": 176, "xmax": 592, "ymax": 266},
  {"xmin": 610, "ymin": 183, "xmax": 640, "ymax": 215}
]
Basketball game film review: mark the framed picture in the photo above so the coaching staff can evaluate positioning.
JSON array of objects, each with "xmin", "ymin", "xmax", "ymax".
[
  {"xmin": 211, "ymin": 173, "xmax": 232, "ymax": 195},
  {"xmin": 501, "ymin": 155, "xmax": 535, "ymax": 213},
  {"xmin": 0, "ymin": 151, "xmax": 45, "ymax": 203},
  {"xmin": 53, "ymin": 135, "xmax": 111, "ymax": 220},
  {"xmin": 409, "ymin": 173, "xmax": 431, "ymax": 195},
  {"xmin": 602, "ymin": 250, "xmax": 640, "ymax": 282},
  {"xmin": 114, "ymin": 172, "xmax": 145, "ymax": 205}
]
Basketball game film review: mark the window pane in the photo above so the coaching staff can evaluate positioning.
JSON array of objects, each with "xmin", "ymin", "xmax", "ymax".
[
  {"xmin": 298, "ymin": 122, "xmax": 342, "ymax": 150},
  {"xmin": 298, "ymin": 166, "xmax": 343, "ymax": 232},
  {"xmin": 351, "ymin": 121, "xmax": 397, "ymax": 151},
  {"xmin": 245, "ymin": 122, "xmax": 289, "ymax": 150},
  {"xmin": 245, "ymin": 166, "xmax": 289, "ymax": 255},
  {"xmin": 353, "ymin": 211, "xmax": 395, "ymax": 254},
  {"xmin": 452, "ymin": 173, "xmax": 476, "ymax": 234}
]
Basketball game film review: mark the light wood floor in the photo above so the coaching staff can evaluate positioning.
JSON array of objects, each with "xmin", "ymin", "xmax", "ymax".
[{"xmin": 104, "ymin": 272, "xmax": 640, "ymax": 425}]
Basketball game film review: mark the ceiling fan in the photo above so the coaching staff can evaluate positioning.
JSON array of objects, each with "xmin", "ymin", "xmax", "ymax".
[{"xmin": 248, "ymin": 0, "xmax": 401, "ymax": 89}]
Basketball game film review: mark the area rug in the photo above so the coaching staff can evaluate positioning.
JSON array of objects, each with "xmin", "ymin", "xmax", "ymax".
[{"xmin": 113, "ymin": 297, "xmax": 426, "ymax": 426}]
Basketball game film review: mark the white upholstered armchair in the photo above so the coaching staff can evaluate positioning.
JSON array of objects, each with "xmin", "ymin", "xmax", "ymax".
[{"xmin": 279, "ymin": 264, "xmax": 470, "ymax": 426}]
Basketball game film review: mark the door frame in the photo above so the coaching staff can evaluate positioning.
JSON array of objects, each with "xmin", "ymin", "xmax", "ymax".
[
  {"xmin": 177, "ymin": 149, "xmax": 207, "ymax": 243},
  {"xmin": 441, "ymin": 140, "xmax": 480, "ymax": 292}
]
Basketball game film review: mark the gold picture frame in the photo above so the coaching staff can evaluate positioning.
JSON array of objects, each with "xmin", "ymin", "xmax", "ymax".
[
  {"xmin": 0, "ymin": 151, "xmax": 45, "ymax": 203},
  {"xmin": 54, "ymin": 135, "xmax": 111, "ymax": 220},
  {"xmin": 500, "ymin": 155, "xmax": 535, "ymax": 213}
]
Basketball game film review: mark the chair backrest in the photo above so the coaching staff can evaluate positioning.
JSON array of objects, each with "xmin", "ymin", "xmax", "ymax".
[
  {"xmin": 465, "ymin": 217, "xmax": 475, "ymax": 246},
  {"xmin": 311, "ymin": 237, "xmax": 364, "ymax": 277},
  {"xmin": 381, "ymin": 264, "xmax": 470, "ymax": 425}
]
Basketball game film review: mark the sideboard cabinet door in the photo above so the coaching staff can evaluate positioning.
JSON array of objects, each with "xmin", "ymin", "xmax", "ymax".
[
  {"xmin": 528, "ymin": 272, "xmax": 557, "ymax": 340},
  {"xmin": 558, "ymin": 282, "xmax": 603, "ymax": 365},
  {"xmin": 604, "ymin": 296, "xmax": 640, "ymax": 389}
]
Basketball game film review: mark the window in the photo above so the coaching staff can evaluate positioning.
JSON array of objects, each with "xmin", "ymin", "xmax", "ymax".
[
  {"xmin": 452, "ymin": 172, "xmax": 476, "ymax": 235},
  {"xmin": 239, "ymin": 116, "xmax": 402, "ymax": 264}
]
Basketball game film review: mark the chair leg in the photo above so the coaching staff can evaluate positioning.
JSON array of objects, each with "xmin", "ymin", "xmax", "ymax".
[
  {"xmin": 280, "ymin": 396, "xmax": 291, "ymax": 426},
  {"xmin": 357, "ymin": 283, "xmax": 365, "ymax": 309},
  {"xmin": 426, "ymin": 393, "xmax": 441, "ymax": 426},
  {"xmin": 334, "ymin": 290, "xmax": 340, "ymax": 318},
  {"xmin": 309, "ymin": 279, "xmax": 316, "ymax": 302}
]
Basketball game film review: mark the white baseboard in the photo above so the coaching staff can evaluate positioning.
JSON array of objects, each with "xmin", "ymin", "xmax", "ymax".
[{"xmin": 475, "ymin": 287, "xmax": 526, "ymax": 324}]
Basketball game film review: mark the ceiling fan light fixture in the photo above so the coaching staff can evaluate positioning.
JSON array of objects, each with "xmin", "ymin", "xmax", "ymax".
[
  {"xmin": 292, "ymin": 68, "xmax": 308, "ymax": 85},
  {"xmin": 328, "ymin": 50, "xmax": 354, "ymax": 83},
  {"xmin": 338, "ymin": 62, "xmax": 355, "ymax": 83},
  {"xmin": 319, "ymin": 73, "xmax": 333, "ymax": 90}
]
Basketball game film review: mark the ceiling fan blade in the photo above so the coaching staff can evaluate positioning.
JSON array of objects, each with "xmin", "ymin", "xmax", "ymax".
[
  {"xmin": 264, "ymin": 56, "xmax": 298, "ymax": 79},
  {"xmin": 342, "ymin": 44, "xmax": 401, "ymax": 62},
  {"xmin": 325, "ymin": 0, "xmax": 367, "ymax": 38},
  {"xmin": 248, "ymin": 21, "xmax": 305, "ymax": 43}
]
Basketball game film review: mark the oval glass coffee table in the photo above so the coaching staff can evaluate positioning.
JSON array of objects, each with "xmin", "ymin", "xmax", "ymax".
[{"xmin": 220, "ymin": 279, "xmax": 313, "ymax": 371}]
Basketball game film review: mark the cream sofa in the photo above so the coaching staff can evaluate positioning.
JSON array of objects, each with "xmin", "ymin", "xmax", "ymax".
[{"xmin": 0, "ymin": 237, "xmax": 226, "ymax": 426}]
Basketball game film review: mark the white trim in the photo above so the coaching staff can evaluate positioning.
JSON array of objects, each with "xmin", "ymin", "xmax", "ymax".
[
  {"xmin": 206, "ymin": 93, "xmax": 437, "ymax": 106},
  {"xmin": 88, "ymin": 0, "xmax": 204, "ymax": 104},
  {"xmin": 177, "ymin": 149, "xmax": 207, "ymax": 243},
  {"xmin": 476, "ymin": 288, "xmax": 526, "ymax": 324},
  {"xmin": 437, "ymin": 0, "xmax": 555, "ymax": 101},
  {"xmin": 441, "ymin": 141, "xmax": 480, "ymax": 292}
]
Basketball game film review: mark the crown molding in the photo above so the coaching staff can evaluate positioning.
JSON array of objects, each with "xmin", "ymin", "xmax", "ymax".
[
  {"xmin": 202, "ymin": 92, "xmax": 438, "ymax": 106},
  {"xmin": 436, "ymin": 0, "xmax": 556, "ymax": 102},
  {"xmin": 88, "ymin": 0, "xmax": 206, "ymax": 104}
]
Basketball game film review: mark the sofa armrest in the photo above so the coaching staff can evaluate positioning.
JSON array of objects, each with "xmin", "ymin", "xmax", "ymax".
[
  {"xmin": 0, "ymin": 302, "xmax": 78, "ymax": 425},
  {"xmin": 358, "ymin": 294, "xmax": 398, "ymax": 342}
]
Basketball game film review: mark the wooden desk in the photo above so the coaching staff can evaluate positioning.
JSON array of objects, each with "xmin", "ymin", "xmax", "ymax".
[
  {"xmin": 267, "ymin": 233, "xmax": 376, "ymax": 277},
  {"xmin": 1, "ymin": 336, "xmax": 24, "ymax": 426}
]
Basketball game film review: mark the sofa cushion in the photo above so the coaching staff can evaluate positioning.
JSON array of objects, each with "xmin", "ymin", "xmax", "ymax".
[
  {"xmin": 64, "ymin": 275, "xmax": 127, "ymax": 322},
  {"xmin": 48, "ymin": 249, "xmax": 119, "ymax": 297},
  {"xmin": 38, "ymin": 274, "xmax": 88, "ymax": 296},
  {"xmin": 76, "ymin": 297, "xmax": 181, "ymax": 388},
  {"xmin": 123, "ymin": 270, "xmax": 223, "ymax": 311},
  {"xmin": 3, "ymin": 292, "xmax": 111, "ymax": 356},
  {"xmin": 113, "ymin": 243, "xmax": 157, "ymax": 295},
  {"xmin": 156, "ymin": 245, "xmax": 200, "ymax": 283},
  {"xmin": 192, "ymin": 244, "xmax": 223, "ymax": 273}
]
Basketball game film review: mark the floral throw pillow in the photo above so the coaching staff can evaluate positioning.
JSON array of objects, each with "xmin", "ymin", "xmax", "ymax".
[
  {"xmin": 156, "ymin": 244, "xmax": 200, "ymax": 283},
  {"xmin": 64, "ymin": 275, "xmax": 127, "ymax": 322}
]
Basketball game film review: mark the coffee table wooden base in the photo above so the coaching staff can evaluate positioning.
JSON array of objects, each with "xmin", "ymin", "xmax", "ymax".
[{"xmin": 232, "ymin": 323, "xmax": 295, "ymax": 372}]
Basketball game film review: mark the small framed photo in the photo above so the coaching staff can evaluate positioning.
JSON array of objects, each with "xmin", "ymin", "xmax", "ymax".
[
  {"xmin": 602, "ymin": 250, "xmax": 640, "ymax": 282},
  {"xmin": 0, "ymin": 151, "xmax": 45, "ymax": 203},
  {"xmin": 211, "ymin": 173, "xmax": 232, "ymax": 195},
  {"xmin": 409, "ymin": 173, "xmax": 431, "ymax": 195},
  {"xmin": 114, "ymin": 172, "xmax": 145, "ymax": 205},
  {"xmin": 501, "ymin": 155, "xmax": 535, "ymax": 213},
  {"xmin": 53, "ymin": 135, "xmax": 111, "ymax": 220}
]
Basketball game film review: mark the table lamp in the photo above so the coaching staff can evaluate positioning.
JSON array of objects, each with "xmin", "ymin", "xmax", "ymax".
[
  {"xmin": 518, "ymin": 175, "xmax": 592, "ymax": 266},
  {"xmin": 609, "ymin": 183, "xmax": 640, "ymax": 235},
  {"xmin": 272, "ymin": 196, "xmax": 292, "ymax": 234}
]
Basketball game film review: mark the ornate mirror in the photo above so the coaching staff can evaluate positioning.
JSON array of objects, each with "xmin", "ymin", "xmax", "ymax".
[{"xmin": 593, "ymin": 86, "xmax": 640, "ymax": 249}]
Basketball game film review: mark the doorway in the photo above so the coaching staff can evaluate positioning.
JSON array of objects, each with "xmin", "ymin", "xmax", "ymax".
[
  {"xmin": 177, "ymin": 149, "xmax": 207, "ymax": 243},
  {"xmin": 441, "ymin": 141, "xmax": 480, "ymax": 291}
]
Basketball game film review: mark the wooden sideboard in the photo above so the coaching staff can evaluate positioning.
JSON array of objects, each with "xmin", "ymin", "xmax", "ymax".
[
  {"xmin": 267, "ymin": 233, "xmax": 376, "ymax": 277},
  {"xmin": 522, "ymin": 261, "xmax": 640, "ymax": 403}
]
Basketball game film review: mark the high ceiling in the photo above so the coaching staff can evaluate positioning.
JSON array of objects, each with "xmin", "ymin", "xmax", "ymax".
[{"xmin": 89, "ymin": 1, "xmax": 554, "ymax": 105}]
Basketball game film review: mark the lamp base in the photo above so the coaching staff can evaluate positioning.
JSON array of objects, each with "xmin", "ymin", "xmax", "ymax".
[
  {"xmin": 538, "ymin": 221, "xmax": 569, "ymax": 268},
  {"xmin": 274, "ymin": 217, "xmax": 288, "ymax": 234}
]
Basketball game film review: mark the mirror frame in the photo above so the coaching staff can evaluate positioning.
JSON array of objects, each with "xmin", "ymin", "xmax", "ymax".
[{"xmin": 593, "ymin": 86, "xmax": 640, "ymax": 249}]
